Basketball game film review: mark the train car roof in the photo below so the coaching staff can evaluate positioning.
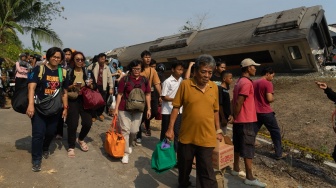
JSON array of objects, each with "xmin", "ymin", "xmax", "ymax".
[{"xmin": 108, "ymin": 5, "xmax": 325, "ymax": 64}]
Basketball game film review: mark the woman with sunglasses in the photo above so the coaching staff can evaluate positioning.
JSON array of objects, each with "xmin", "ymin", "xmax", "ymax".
[
  {"xmin": 66, "ymin": 51, "xmax": 96, "ymax": 158},
  {"xmin": 113, "ymin": 59, "xmax": 151, "ymax": 164}
]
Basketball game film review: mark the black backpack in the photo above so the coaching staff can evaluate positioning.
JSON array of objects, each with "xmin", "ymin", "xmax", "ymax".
[{"xmin": 11, "ymin": 80, "xmax": 28, "ymax": 114}]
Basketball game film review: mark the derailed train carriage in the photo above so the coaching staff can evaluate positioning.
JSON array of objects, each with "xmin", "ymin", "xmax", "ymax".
[{"xmin": 107, "ymin": 5, "xmax": 334, "ymax": 73}]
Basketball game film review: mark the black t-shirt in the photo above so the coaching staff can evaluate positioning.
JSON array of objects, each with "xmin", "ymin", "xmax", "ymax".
[
  {"xmin": 218, "ymin": 85, "xmax": 231, "ymax": 120},
  {"xmin": 28, "ymin": 65, "xmax": 69, "ymax": 100},
  {"xmin": 211, "ymin": 74, "xmax": 222, "ymax": 86}
]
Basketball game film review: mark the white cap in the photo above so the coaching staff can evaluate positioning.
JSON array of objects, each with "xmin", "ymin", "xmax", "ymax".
[{"xmin": 241, "ymin": 58, "xmax": 260, "ymax": 67}]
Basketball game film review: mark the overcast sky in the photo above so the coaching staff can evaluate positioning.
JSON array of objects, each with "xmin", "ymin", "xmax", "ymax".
[{"xmin": 19, "ymin": 0, "xmax": 336, "ymax": 57}]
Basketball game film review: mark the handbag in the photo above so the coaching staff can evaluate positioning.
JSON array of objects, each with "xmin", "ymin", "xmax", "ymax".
[
  {"xmin": 151, "ymin": 139, "xmax": 176, "ymax": 173},
  {"xmin": 80, "ymin": 87, "xmax": 105, "ymax": 110},
  {"xmin": 34, "ymin": 66, "xmax": 64, "ymax": 116},
  {"xmin": 155, "ymin": 105, "xmax": 162, "ymax": 120},
  {"xmin": 104, "ymin": 117, "xmax": 125, "ymax": 158}
]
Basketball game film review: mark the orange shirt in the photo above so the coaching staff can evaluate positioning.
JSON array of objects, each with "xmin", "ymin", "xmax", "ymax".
[
  {"xmin": 140, "ymin": 67, "xmax": 160, "ymax": 88},
  {"xmin": 172, "ymin": 78, "xmax": 219, "ymax": 147}
]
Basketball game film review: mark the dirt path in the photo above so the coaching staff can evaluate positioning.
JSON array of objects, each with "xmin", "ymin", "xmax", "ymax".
[{"xmin": 1, "ymin": 72, "xmax": 336, "ymax": 188}]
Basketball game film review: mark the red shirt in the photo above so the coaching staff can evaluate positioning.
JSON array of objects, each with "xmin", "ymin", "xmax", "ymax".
[
  {"xmin": 253, "ymin": 78, "xmax": 274, "ymax": 113},
  {"xmin": 117, "ymin": 75, "xmax": 151, "ymax": 111},
  {"xmin": 233, "ymin": 77, "xmax": 257, "ymax": 123}
]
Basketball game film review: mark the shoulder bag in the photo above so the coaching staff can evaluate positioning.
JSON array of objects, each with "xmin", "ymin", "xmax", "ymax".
[
  {"xmin": 104, "ymin": 117, "xmax": 125, "ymax": 158},
  {"xmin": 34, "ymin": 66, "xmax": 64, "ymax": 116},
  {"xmin": 80, "ymin": 87, "xmax": 105, "ymax": 110},
  {"xmin": 80, "ymin": 68, "xmax": 105, "ymax": 110}
]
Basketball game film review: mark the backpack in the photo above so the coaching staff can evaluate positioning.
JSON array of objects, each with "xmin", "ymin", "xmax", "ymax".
[
  {"xmin": 12, "ymin": 65, "xmax": 66, "ymax": 114},
  {"xmin": 124, "ymin": 75, "xmax": 146, "ymax": 112}
]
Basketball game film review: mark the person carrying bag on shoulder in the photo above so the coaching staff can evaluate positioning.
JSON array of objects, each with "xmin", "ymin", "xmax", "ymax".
[
  {"xmin": 66, "ymin": 51, "xmax": 97, "ymax": 158},
  {"xmin": 113, "ymin": 59, "xmax": 151, "ymax": 164},
  {"xmin": 26, "ymin": 47, "xmax": 69, "ymax": 172}
]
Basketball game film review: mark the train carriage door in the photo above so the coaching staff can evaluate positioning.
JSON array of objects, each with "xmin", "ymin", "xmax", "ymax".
[{"xmin": 283, "ymin": 43, "xmax": 313, "ymax": 71}]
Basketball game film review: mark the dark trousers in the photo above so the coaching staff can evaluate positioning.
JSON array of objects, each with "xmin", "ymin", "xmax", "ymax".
[
  {"xmin": 0, "ymin": 88, "xmax": 5, "ymax": 107},
  {"xmin": 136, "ymin": 98, "xmax": 158, "ymax": 139},
  {"xmin": 177, "ymin": 142, "xmax": 217, "ymax": 188},
  {"xmin": 256, "ymin": 112, "xmax": 283, "ymax": 157},
  {"xmin": 66, "ymin": 98, "xmax": 92, "ymax": 149},
  {"xmin": 93, "ymin": 85, "xmax": 106, "ymax": 117},
  {"xmin": 105, "ymin": 85, "xmax": 111, "ymax": 113},
  {"xmin": 160, "ymin": 114, "xmax": 182, "ymax": 152},
  {"xmin": 31, "ymin": 111, "xmax": 61, "ymax": 164},
  {"xmin": 56, "ymin": 108, "xmax": 65, "ymax": 137}
]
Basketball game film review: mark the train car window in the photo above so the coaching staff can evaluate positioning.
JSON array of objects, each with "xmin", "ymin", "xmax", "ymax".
[{"xmin": 288, "ymin": 46, "xmax": 302, "ymax": 60}]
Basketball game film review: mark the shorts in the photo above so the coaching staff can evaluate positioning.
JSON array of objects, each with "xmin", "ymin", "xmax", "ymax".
[{"xmin": 232, "ymin": 123, "xmax": 257, "ymax": 159}]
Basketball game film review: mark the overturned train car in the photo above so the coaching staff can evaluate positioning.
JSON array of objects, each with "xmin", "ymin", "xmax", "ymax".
[{"xmin": 108, "ymin": 5, "xmax": 333, "ymax": 73}]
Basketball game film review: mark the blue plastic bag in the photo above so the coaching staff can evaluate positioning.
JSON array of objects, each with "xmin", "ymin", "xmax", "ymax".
[{"xmin": 151, "ymin": 139, "xmax": 176, "ymax": 173}]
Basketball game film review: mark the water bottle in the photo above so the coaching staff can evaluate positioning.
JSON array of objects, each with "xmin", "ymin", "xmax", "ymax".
[
  {"xmin": 86, "ymin": 72, "xmax": 91, "ymax": 85},
  {"xmin": 111, "ymin": 96, "xmax": 116, "ymax": 110}
]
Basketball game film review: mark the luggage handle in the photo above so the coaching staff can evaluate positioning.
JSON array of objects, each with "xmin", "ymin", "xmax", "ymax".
[{"xmin": 108, "ymin": 116, "xmax": 120, "ymax": 133}]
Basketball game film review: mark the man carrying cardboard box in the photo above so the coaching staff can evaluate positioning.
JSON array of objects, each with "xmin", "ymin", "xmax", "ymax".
[{"xmin": 165, "ymin": 54, "xmax": 223, "ymax": 188}]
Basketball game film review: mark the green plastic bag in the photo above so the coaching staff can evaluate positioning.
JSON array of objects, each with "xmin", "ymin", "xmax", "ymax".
[{"xmin": 151, "ymin": 139, "xmax": 176, "ymax": 173}]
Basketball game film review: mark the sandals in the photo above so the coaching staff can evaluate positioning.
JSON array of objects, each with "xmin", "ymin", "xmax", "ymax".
[
  {"xmin": 67, "ymin": 149, "xmax": 75, "ymax": 158},
  {"xmin": 76, "ymin": 138, "xmax": 89, "ymax": 152}
]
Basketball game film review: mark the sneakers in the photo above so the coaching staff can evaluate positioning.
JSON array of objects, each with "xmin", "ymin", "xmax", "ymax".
[
  {"xmin": 42, "ymin": 151, "xmax": 50, "ymax": 159},
  {"xmin": 231, "ymin": 170, "xmax": 246, "ymax": 177},
  {"xmin": 128, "ymin": 147, "xmax": 133, "ymax": 154},
  {"xmin": 92, "ymin": 118, "xmax": 96, "ymax": 122},
  {"xmin": 32, "ymin": 162, "xmax": 41, "ymax": 172},
  {"xmin": 275, "ymin": 153, "xmax": 288, "ymax": 160},
  {"xmin": 244, "ymin": 179, "xmax": 267, "ymax": 187},
  {"xmin": 121, "ymin": 154, "xmax": 129, "ymax": 164},
  {"xmin": 145, "ymin": 129, "xmax": 151, "ymax": 136},
  {"xmin": 135, "ymin": 138, "xmax": 142, "ymax": 146}
]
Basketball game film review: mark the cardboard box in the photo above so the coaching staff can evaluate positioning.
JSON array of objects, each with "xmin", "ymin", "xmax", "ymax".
[{"xmin": 212, "ymin": 140, "xmax": 234, "ymax": 170}]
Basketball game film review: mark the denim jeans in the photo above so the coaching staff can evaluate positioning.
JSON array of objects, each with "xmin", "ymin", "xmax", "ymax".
[
  {"xmin": 256, "ymin": 112, "xmax": 283, "ymax": 157},
  {"xmin": 31, "ymin": 111, "xmax": 61, "ymax": 164}
]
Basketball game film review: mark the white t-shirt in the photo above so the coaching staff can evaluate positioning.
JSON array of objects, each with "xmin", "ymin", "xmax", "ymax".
[{"xmin": 161, "ymin": 75, "xmax": 183, "ymax": 114}]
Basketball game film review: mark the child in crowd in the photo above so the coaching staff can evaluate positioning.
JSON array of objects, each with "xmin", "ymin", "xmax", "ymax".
[
  {"xmin": 218, "ymin": 71, "xmax": 233, "ymax": 134},
  {"xmin": 160, "ymin": 61, "xmax": 184, "ymax": 152}
]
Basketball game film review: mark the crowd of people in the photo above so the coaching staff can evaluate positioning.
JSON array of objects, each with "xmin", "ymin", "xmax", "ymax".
[{"xmin": 8, "ymin": 46, "xmax": 301, "ymax": 187}]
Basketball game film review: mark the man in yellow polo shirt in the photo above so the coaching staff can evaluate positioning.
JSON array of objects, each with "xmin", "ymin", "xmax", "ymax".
[{"xmin": 166, "ymin": 54, "xmax": 223, "ymax": 188}]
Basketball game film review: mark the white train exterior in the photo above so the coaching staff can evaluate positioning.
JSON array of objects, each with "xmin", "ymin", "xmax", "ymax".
[{"xmin": 107, "ymin": 5, "xmax": 334, "ymax": 73}]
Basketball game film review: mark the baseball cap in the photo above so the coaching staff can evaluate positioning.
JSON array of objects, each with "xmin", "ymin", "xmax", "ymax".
[{"xmin": 241, "ymin": 58, "xmax": 260, "ymax": 67}]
